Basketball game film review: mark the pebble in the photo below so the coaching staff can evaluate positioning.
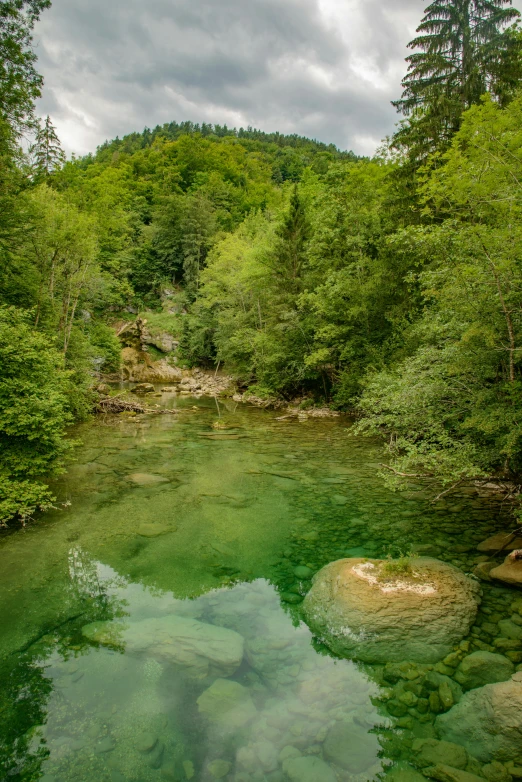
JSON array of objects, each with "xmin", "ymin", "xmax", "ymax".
[
  {"xmin": 293, "ymin": 566, "xmax": 313, "ymax": 579},
  {"xmin": 208, "ymin": 759, "xmax": 232, "ymax": 779},
  {"xmin": 95, "ymin": 737, "xmax": 115, "ymax": 754}
]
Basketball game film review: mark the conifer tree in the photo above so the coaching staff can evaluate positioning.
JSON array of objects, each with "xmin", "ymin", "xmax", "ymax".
[
  {"xmin": 393, "ymin": 0, "xmax": 521, "ymax": 159},
  {"xmin": 30, "ymin": 115, "xmax": 65, "ymax": 177},
  {"xmin": 271, "ymin": 184, "xmax": 310, "ymax": 291},
  {"xmin": 0, "ymin": 1, "xmax": 51, "ymax": 133}
]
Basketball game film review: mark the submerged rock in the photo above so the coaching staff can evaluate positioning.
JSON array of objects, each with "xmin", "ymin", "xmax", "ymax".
[
  {"xmin": 386, "ymin": 763, "xmax": 426, "ymax": 782},
  {"xmin": 323, "ymin": 720, "xmax": 380, "ymax": 773},
  {"xmin": 490, "ymin": 554, "xmax": 522, "ymax": 588},
  {"xmin": 128, "ymin": 473, "xmax": 170, "ymax": 486},
  {"xmin": 131, "ymin": 383, "xmax": 155, "ymax": 394},
  {"xmin": 436, "ymin": 672, "xmax": 522, "ymax": 762},
  {"xmin": 411, "ymin": 738, "xmax": 468, "ymax": 770},
  {"xmin": 82, "ymin": 615, "xmax": 244, "ymax": 679},
  {"xmin": 454, "ymin": 652, "xmax": 515, "ymax": 691},
  {"xmin": 302, "ymin": 558, "xmax": 480, "ymax": 663},
  {"xmin": 477, "ymin": 533, "xmax": 522, "ymax": 554},
  {"xmin": 282, "ymin": 755, "xmax": 336, "ymax": 782},
  {"xmin": 424, "ymin": 764, "xmax": 484, "ymax": 782},
  {"xmin": 197, "ymin": 679, "xmax": 256, "ymax": 731}
]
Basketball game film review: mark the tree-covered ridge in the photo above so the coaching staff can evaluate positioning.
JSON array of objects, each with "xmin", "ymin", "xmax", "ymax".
[{"xmin": 95, "ymin": 120, "xmax": 357, "ymax": 167}]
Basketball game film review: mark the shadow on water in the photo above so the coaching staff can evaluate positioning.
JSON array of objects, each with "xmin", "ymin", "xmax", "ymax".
[{"xmin": 0, "ymin": 393, "xmax": 518, "ymax": 781}]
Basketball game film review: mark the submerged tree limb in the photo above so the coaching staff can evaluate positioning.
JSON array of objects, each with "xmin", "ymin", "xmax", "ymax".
[{"xmin": 95, "ymin": 396, "xmax": 178, "ymax": 415}]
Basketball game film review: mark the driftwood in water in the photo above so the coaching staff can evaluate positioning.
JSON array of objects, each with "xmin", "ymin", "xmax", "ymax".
[
  {"xmin": 95, "ymin": 395, "xmax": 146, "ymax": 414},
  {"xmin": 95, "ymin": 395, "xmax": 178, "ymax": 416}
]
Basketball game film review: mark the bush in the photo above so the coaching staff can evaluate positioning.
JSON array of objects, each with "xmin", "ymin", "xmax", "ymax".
[
  {"xmin": 0, "ymin": 306, "xmax": 72, "ymax": 525},
  {"xmin": 89, "ymin": 321, "xmax": 122, "ymax": 373}
]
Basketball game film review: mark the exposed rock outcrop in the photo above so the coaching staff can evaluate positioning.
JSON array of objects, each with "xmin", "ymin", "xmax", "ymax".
[
  {"xmin": 121, "ymin": 347, "xmax": 182, "ymax": 383},
  {"xmin": 302, "ymin": 557, "xmax": 480, "ymax": 663}
]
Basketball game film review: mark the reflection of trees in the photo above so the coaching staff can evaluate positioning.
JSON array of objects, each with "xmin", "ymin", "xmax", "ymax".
[{"xmin": 0, "ymin": 549, "xmax": 128, "ymax": 781}]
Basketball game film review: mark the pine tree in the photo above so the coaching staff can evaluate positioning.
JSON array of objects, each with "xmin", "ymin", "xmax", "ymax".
[
  {"xmin": 393, "ymin": 0, "xmax": 521, "ymax": 159},
  {"xmin": 31, "ymin": 115, "xmax": 66, "ymax": 177},
  {"xmin": 275, "ymin": 184, "xmax": 310, "ymax": 288},
  {"xmin": 0, "ymin": 1, "xmax": 51, "ymax": 133}
]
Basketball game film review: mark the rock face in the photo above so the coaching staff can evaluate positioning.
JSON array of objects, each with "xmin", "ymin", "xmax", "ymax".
[
  {"xmin": 121, "ymin": 347, "xmax": 182, "ymax": 383},
  {"xmin": 302, "ymin": 558, "xmax": 480, "ymax": 663},
  {"xmin": 454, "ymin": 651, "xmax": 515, "ymax": 691},
  {"xmin": 436, "ymin": 672, "xmax": 522, "ymax": 762},
  {"xmin": 82, "ymin": 616, "xmax": 244, "ymax": 679},
  {"xmin": 490, "ymin": 553, "xmax": 522, "ymax": 588}
]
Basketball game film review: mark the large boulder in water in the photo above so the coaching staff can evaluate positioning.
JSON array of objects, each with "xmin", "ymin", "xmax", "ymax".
[
  {"xmin": 302, "ymin": 558, "xmax": 480, "ymax": 663},
  {"xmin": 436, "ymin": 672, "xmax": 522, "ymax": 762}
]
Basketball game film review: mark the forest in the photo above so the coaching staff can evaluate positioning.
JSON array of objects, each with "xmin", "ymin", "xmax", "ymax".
[{"xmin": 2, "ymin": 0, "xmax": 522, "ymax": 524}]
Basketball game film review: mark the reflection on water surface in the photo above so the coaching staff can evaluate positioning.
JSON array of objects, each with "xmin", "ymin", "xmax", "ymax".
[{"xmin": 0, "ymin": 395, "xmax": 518, "ymax": 781}]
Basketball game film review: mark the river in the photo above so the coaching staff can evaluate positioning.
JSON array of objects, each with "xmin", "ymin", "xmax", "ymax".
[{"xmin": 0, "ymin": 392, "xmax": 517, "ymax": 781}]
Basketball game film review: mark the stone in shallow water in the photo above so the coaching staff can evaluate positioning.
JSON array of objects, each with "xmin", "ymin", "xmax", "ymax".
[
  {"xmin": 294, "ymin": 565, "xmax": 313, "ymax": 579},
  {"xmin": 477, "ymin": 533, "xmax": 522, "ymax": 554},
  {"xmin": 454, "ymin": 652, "xmax": 514, "ymax": 691},
  {"xmin": 135, "ymin": 733, "xmax": 158, "ymax": 753},
  {"xmin": 490, "ymin": 555, "xmax": 522, "ymax": 588},
  {"xmin": 281, "ymin": 592, "xmax": 303, "ymax": 604},
  {"xmin": 323, "ymin": 720, "xmax": 380, "ymax": 773},
  {"xmin": 82, "ymin": 615, "xmax": 244, "ymax": 679},
  {"xmin": 197, "ymin": 679, "xmax": 257, "ymax": 731},
  {"xmin": 95, "ymin": 737, "xmax": 116, "ymax": 754},
  {"xmin": 425, "ymin": 764, "xmax": 485, "ymax": 782},
  {"xmin": 386, "ymin": 764, "xmax": 426, "ymax": 782},
  {"xmin": 282, "ymin": 755, "xmax": 336, "ymax": 782},
  {"xmin": 207, "ymin": 759, "xmax": 232, "ymax": 779},
  {"xmin": 499, "ymin": 619, "xmax": 522, "ymax": 640},
  {"xmin": 302, "ymin": 557, "xmax": 480, "ymax": 663},
  {"xmin": 128, "ymin": 473, "xmax": 170, "ymax": 485},
  {"xmin": 136, "ymin": 524, "xmax": 172, "ymax": 538},
  {"xmin": 412, "ymin": 739, "xmax": 468, "ymax": 770},
  {"xmin": 436, "ymin": 672, "xmax": 522, "ymax": 763}
]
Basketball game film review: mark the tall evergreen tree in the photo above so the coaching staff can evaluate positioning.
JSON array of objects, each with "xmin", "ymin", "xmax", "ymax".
[
  {"xmin": 0, "ymin": 0, "xmax": 51, "ymax": 133},
  {"xmin": 30, "ymin": 114, "xmax": 65, "ymax": 177},
  {"xmin": 393, "ymin": 0, "xmax": 521, "ymax": 159},
  {"xmin": 269, "ymin": 184, "xmax": 310, "ymax": 292}
]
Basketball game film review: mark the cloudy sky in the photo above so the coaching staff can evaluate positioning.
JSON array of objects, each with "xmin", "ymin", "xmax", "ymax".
[{"xmin": 34, "ymin": 0, "xmax": 522, "ymax": 157}]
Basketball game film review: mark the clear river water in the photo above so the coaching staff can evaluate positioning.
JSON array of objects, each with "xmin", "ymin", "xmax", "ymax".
[{"xmin": 0, "ymin": 393, "xmax": 519, "ymax": 782}]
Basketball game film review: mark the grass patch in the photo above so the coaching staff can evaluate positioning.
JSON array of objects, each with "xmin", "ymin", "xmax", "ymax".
[
  {"xmin": 379, "ymin": 553, "xmax": 414, "ymax": 580},
  {"xmin": 140, "ymin": 310, "xmax": 184, "ymax": 339}
]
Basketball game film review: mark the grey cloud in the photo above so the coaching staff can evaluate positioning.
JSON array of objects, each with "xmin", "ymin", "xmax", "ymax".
[{"xmin": 33, "ymin": 0, "xmax": 522, "ymax": 157}]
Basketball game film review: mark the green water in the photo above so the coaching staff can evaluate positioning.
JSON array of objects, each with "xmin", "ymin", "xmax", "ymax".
[{"xmin": 0, "ymin": 394, "xmax": 518, "ymax": 782}]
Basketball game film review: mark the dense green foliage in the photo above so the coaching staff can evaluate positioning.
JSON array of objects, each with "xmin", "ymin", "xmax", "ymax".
[
  {"xmin": 0, "ymin": 306, "xmax": 72, "ymax": 524},
  {"xmin": 3, "ymin": 0, "xmax": 522, "ymax": 524}
]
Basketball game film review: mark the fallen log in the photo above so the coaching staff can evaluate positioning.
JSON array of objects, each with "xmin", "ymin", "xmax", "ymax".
[{"xmin": 95, "ymin": 396, "xmax": 178, "ymax": 415}]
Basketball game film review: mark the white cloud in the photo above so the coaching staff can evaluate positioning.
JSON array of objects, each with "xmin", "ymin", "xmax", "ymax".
[{"xmin": 33, "ymin": 0, "xmax": 522, "ymax": 157}]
